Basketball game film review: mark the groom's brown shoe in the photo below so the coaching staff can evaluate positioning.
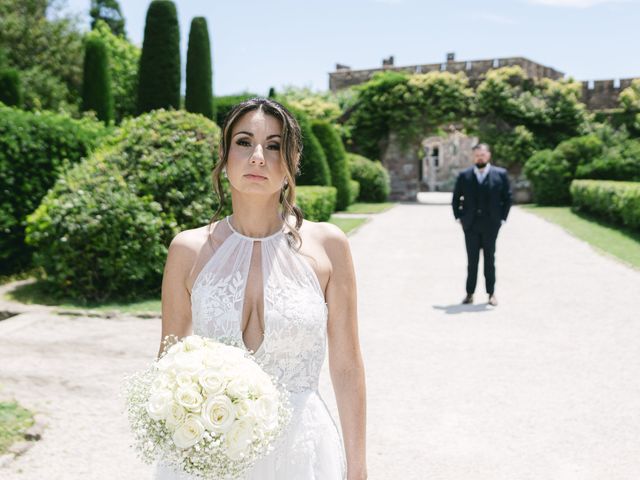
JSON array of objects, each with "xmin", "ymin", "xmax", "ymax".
[
  {"xmin": 488, "ymin": 294, "xmax": 498, "ymax": 306},
  {"xmin": 462, "ymin": 294, "xmax": 473, "ymax": 304}
]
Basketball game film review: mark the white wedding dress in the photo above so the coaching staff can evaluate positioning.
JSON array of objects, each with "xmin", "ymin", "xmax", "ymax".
[{"xmin": 154, "ymin": 215, "xmax": 347, "ymax": 479}]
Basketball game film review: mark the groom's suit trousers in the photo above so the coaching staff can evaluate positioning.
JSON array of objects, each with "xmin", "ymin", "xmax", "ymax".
[{"xmin": 464, "ymin": 218, "xmax": 500, "ymax": 295}]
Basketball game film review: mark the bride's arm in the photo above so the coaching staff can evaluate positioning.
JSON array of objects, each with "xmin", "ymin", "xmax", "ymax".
[
  {"xmin": 323, "ymin": 223, "xmax": 367, "ymax": 480},
  {"xmin": 157, "ymin": 231, "xmax": 195, "ymax": 360}
]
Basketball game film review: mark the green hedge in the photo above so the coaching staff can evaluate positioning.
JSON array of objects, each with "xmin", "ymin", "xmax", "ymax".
[
  {"xmin": 213, "ymin": 93, "xmax": 258, "ymax": 127},
  {"xmin": 0, "ymin": 104, "xmax": 109, "ymax": 274},
  {"xmin": 289, "ymin": 107, "xmax": 331, "ymax": 187},
  {"xmin": 25, "ymin": 109, "xmax": 227, "ymax": 301},
  {"xmin": 346, "ymin": 153, "xmax": 390, "ymax": 202},
  {"xmin": 296, "ymin": 186, "xmax": 337, "ymax": 222},
  {"xmin": 570, "ymin": 180, "xmax": 640, "ymax": 231}
]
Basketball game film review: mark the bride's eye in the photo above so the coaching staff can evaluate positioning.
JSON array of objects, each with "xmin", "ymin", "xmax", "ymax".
[
  {"xmin": 236, "ymin": 139, "xmax": 251, "ymax": 147},
  {"xmin": 268, "ymin": 143, "xmax": 281, "ymax": 151}
]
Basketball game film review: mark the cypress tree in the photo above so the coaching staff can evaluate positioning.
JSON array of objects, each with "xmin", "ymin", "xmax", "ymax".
[
  {"xmin": 81, "ymin": 36, "xmax": 114, "ymax": 124},
  {"xmin": 268, "ymin": 87, "xmax": 276, "ymax": 98},
  {"xmin": 0, "ymin": 68, "xmax": 22, "ymax": 107},
  {"xmin": 312, "ymin": 120, "xmax": 351, "ymax": 210},
  {"xmin": 185, "ymin": 17, "xmax": 213, "ymax": 119},
  {"xmin": 290, "ymin": 108, "xmax": 331, "ymax": 186},
  {"xmin": 137, "ymin": 0, "xmax": 180, "ymax": 114}
]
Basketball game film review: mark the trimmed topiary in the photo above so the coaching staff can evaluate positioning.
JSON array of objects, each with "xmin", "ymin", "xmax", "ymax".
[
  {"xmin": 81, "ymin": 36, "xmax": 115, "ymax": 124},
  {"xmin": 311, "ymin": 120, "xmax": 351, "ymax": 210},
  {"xmin": 296, "ymin": 186, "xmax": 337, "ymax": 221},
  {"xmin": 185, "ymin": 17, "xmax": 213, "ymax": 120},
  {"xmin": 25, "ymin": 160, "xmax": 166, "ymax": 302},
  {"xmin": 24, "ymin": 109, "xmax": 229, "ymax": 301},
  {"xmin": 346, "ymin": 153, "xmax": 390, "ymax": 202},
  {"xmin": 289, "ymin": 107, "xmax": 331, "ymax": 186},
  {"xmin": 136, "ymin": 0, "xmax": 181, "ymax": 114}
]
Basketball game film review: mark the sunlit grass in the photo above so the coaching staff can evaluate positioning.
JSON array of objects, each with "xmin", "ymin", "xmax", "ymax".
[
  {"xmin": 522, "ymin": 204, "xmax": 640, "ymax": 270},
  {"xmin": 0, "ymin": 400, "xmax": 35, "ymax": 455}
]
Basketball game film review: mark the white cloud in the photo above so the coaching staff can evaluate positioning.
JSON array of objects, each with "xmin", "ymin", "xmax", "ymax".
[
  {"xmin": 478, "ymin": 13, "xmax": 518, "ymax": 24},
  {"xmin": 527, "ymin": 0, "xmax": 630, "ymax": 7}
]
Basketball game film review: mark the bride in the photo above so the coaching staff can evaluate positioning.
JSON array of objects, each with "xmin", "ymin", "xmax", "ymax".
[{"xmin": 154, "ymin": 97, "xmax": 367, "ymax": 479}]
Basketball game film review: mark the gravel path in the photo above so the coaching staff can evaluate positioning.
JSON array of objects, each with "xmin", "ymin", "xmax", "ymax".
[{"xmin": 1, "ymin": 203, "xmax": 639, "ymax": 479}]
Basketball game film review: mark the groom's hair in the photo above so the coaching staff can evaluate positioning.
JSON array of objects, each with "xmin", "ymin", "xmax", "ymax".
[{"xmin": 472, "ymin": 143, "xmax": 491, "ymax": 153}]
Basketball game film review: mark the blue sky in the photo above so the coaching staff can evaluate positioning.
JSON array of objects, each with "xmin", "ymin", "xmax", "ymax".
[{"xmin": 63, "ymin": 0, "xmax": 640, "ymax": 96}]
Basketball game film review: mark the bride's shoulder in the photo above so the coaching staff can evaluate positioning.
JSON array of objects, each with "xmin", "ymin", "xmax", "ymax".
[
  {"xmin": 297, "ymin": 218, "xmax": 350, "ymax": 259},
  {"xmin": 168, "ymin": 220, "xmax": 223, "ymax": 255}
]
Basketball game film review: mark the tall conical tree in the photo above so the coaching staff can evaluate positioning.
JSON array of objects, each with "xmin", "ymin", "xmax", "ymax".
[
  {"xmin": 0, "ymin": 68, "xmax": 22, "ymax": 107},
  {"xmin": 81, "ymin": 36, "xmax": 114, "ymax": 124},
  {"xmin": 90, "ymin": 0, "xmax": 126, "ymax": 37},
  {"xmin": 185, "ymin": 17, "xmax": 213, "ymax": 119},
  {"xmin": 312, "ymin": 120, "xmax": 351, "ymax": 210},
  {"xmin": 136, "ymin": 0, "xmax": 180, "ymax": 114}
]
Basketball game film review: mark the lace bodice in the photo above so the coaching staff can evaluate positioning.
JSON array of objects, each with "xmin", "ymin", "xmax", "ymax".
[{"xmin": 191, "ymin": 215, "xmax": 329, "ymax": 394}]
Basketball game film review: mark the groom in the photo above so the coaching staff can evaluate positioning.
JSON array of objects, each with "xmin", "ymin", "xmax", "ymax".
[{"xmin": 452, "ymin": 143, "xmax": 512, "ymax": 306}]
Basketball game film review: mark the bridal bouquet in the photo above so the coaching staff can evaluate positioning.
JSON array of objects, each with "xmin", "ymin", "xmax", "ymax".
[{"xmin": 122, "ymin": 334, "xmax": 292, "ymax": 479}]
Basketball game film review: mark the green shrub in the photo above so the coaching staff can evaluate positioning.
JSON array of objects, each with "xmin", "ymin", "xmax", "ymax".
[
  {"xmin": 296, "ymin": 186, "xmax": 337, "ymax": 222},
  {"xmin": 524, "ymin": 149, "xmax": 572, "ymax": 205},
  {"xmin": 0, "ymin": 105, "xmax": 109, "ymax": 274},
  {"xmin": 25, "ymin": 160, "xmax": 166, "ymax": 302},
  {"xmin": 346, "ymin": 153, "xmax": 390, "ymax": 202},
  {"xmin": 348, "ymin": 179, "xmax": 360, "ymax": 205},
  {"xmin": 311, "ymin": 120, "xmax": 351, "ymax": 210},
  {"xmin": 570, "ymin": 180, "xmax": 640, "ymax": 231},
  {"xmin": 575, "ymin": 138, "xmax": 640, "ymax": 181},
  {"xmin": 81, "ymin": 36, "xmax": 114, "ymax": 124},
  {"xmin": 213, "ymin": 93, "xmax": 258, "ymax": 127},
  {"xmin": 554, "ymin": 134, "xmax": 604, "ymax": 175},
  {"xmin": 137, "ymin": 0, "xmax": 181, "ymax": 114},
  {"xmin": 96, "ymin": 109, "xmax": 227, "ymax": 240},
  {"xmin": 24, "ymin": 109, "xmax": 228, "ymax": 301},
  {"xmin": 185, "ymin": 17, "xmax": 214, "ymax": 120},
  {"xmin": 0, "ymin": 68, "xmax": 22, "ymax": 107}
]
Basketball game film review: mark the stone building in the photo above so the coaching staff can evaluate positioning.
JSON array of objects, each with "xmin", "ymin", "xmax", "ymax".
[{"xmin": 331, "ymin": 53, "xmax": 639, "ymax": 201}]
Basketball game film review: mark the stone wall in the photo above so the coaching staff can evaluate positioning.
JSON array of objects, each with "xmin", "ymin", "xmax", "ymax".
[
  {"xmin": 329, "ymin": 56, "xmax": 564, "ymax": 91},
  {"xmin": 330, "ymin": 55, "xmax": 639, "ymax": 111}
]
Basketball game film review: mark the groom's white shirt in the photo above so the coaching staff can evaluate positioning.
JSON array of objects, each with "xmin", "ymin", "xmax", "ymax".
[{"xmin": 473, "ymin": 162, "xmax": 491, "ymax": 184}]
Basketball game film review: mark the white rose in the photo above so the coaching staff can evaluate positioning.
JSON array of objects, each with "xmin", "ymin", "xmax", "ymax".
[
  {"xmin": 146, "ymin": 389, "xmax": 173, "ymax": 421},
  {"xmin": 172, "ymin": 414, "xmax": 205, "ymax": 449},
  {"xmin": 201, "ymin": 395, "xmax": 236, "ymax": 433},
  {"xmin": 184, "ymin": 335, "xmax": 205, "ymax": 351},
  {"xmin": 175, "ymin": 371, "xmax": 195, "ymax": 388},
  {"xmin": 226, "ymin": 377, "xmax": 250, "ymax": 400},
  {"xmin": 151, "ymin": 373, "xmax": 173, "ymax": 392},
  {"xmin": 254, "ymin": 394, "xmax": 279, "ymax": 430},
  {"xmin": 224, "ymin": 418, "xmax": 256, "ymax": 460},
  {"xmin": 175, "ymin": 386, "xmax": 204, "ymax": 411},
  {"xmin": 165, "ymin": 401, "xmax": 187, "ymax": 430},
  {"xmin": 233, "ymin": 398, "xmax": 253, "ymax": 419},
  {"xmin": 198, "ymin": 369, "xmax": 226, "ymax": 396},
  {"xmin": 202, "ymin": 351, "xmax": 224, "ymax": 369},
  {"xmin": 174, "ymin": 350, "xmax": 204, "ymax": 373}
]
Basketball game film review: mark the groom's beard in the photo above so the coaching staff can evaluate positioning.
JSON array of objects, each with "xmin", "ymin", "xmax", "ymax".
[{"xmin": 475, "ymin": 162, "xmax": 487, "ymax": 169}]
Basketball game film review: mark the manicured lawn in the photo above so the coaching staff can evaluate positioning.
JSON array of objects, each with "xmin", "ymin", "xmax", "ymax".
[
  {"xmin": 328, "ymin": 216, "xmax": 369, "ymax": 235},
  {"xmin": 0, "ymin": 400, "xmax": 34, "ymax": 455},
  {"xmin": 522, "ymin": 205, "xmax": 640, "ymax": 270},
  {"xmin": 4, "ymin": 213, "xmax": 372, "ymax": 315},
  {"xmin": 342, "ymin": 202, "xmax": 396, "ymax": 214}
]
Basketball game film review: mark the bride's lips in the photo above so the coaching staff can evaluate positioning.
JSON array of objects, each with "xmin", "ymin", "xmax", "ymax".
[{"xmin": 244, "ymin": 173, "xmax": 267, "ymax": 180}]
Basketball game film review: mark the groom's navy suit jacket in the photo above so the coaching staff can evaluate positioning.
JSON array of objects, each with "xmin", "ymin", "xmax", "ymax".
[{"xmin": 452, "ymin": 165, "xmax": 512, "ymax": 231}]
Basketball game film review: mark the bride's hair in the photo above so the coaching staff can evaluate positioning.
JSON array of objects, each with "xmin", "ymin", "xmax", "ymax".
[{"xmin": 209, "ymin": 97, "xmax": 304, "ymax": 249}]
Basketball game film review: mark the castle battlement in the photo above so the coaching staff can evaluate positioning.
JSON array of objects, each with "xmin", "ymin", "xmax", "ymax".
[{"xmin": 329, "ymin": 54, "xmax": 638, "ymax": 111}]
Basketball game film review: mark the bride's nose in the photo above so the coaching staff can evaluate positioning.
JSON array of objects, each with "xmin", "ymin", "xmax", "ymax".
[{"xmin": 249, "ymin": 145, "xmax": 265, "ymax": 165}]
